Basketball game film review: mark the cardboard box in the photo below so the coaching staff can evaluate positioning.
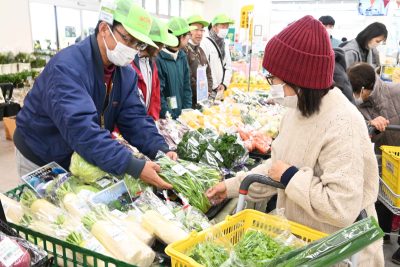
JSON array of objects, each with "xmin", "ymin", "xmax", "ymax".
[{"xmin": 3, "ymin": 116, "xmax": 16, "ymax": 140}]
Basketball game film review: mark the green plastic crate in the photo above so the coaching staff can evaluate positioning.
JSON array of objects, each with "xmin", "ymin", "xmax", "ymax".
[{"xmin": 6, "ymin": 184, "xmax": 137, "ymax": 267}]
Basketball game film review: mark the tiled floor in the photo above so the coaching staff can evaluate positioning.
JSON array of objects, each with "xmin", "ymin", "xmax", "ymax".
[{"xmin": 0, "ymin": 121, "xmax": 399, "ymax": 266}]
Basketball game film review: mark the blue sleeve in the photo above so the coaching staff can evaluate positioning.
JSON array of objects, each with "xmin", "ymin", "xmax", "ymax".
[
  {"xmin": 42, "ymin": 64, "xmax": 145, "ymax": 177},
  {"xmin": 182, "ymin": 56, "xmax": 192, "ymax": 109},
  {"xmin": 156, "ymin": 57, "xmax": 173, "ymax": 119},
  {"xmin": 117, "ymin": 74, "xmax": 169, "ymax": 159}
]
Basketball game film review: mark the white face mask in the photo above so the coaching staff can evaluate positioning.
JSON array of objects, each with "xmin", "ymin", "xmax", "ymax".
[
  {"xmin": 103, "ymin": 26, "xmax": 138, "ymax": 66},
  {"xmin": 355, "ymin": 97, "xmax": 363, "ymax": 105},
  {"xmin": 269, "ymin": 83, "xmax": 285, "ymax": 99},
  {"xmin": 282, "ymin": 95, "xmax": 298, "ymax": 108},
  {"xmin": 368, "ymin": 41, "xmax": 381, "ymax": 50},
  {"xmin": 217, "ymin": 28, "xmax": 229, "ymax": 39}
]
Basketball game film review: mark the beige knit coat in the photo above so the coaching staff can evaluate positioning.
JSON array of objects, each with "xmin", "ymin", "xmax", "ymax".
[{"xmin": 225, "ymin": 88, "xmax": 384, "ymax": 266}]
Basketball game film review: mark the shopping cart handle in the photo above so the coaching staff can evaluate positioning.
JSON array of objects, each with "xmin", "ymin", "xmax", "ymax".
[
  {"xmin": 368, "ymin": 124, "xmax": 400, "ymax": 136},
  {"xmin": 239, "ymin": 174, "xmax": 285, "ymax": 196}
]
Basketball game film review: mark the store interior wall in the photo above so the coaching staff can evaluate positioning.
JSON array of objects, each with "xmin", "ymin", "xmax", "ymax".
[{"xmin": 0, "ymin": 0, "xmax": 33, "ymax": 53}]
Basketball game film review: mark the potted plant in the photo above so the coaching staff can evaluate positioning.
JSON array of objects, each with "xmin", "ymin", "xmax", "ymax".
[
  {"xmin": 1, "ymin": 52, "xmax": 17, "ymax": 74},
  {"xmin": 30, "ymin": 56, "xmax": 46, "ymax": 72},
  {"xmin": 15, "ymin": 52, "xmax": 32, "ymax": 72}
]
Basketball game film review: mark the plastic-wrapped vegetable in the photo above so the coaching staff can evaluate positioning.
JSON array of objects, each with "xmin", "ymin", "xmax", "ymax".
[
  {"xmin": 82, "ymin": 211, "xmax": 155, "ymax": 267},
  {"xmin": 156, "ymin": 115, "xmax": 189, "ymax": 150},
  {"xmin": 188, "ymin": 241, "xmax": 230, "ymax": 267},
  {"xmin": 0, "ymin": 231, "xmax": 47, "ymax": 267},
  {"xmin": 0, "ymin": 193, "xmax": 24, "ymax": 224},
  {"xmin": 123, "ymin": 174, "xmax": 150, "ymax": 197},
  {"xmin": 70, "ymin": 153, "xmax": 109, "ymax": 184},
  {"xmin": 56, "ymin": 181, "xmax": 92, "ymax": 218},
  {"xmin": 271, "ymin": 216, "xmax": 384, "ymax": 267},
  {"xmin": 141, "ymin": 210, "xmax": 188, "ymax": 245},
  {"xmin": 210, "ymin": 133, "xmax": 248, "ymax": 170},
  {"xmin": 156, "ymin": 154, "xmax": 221, "ymax": 213}
]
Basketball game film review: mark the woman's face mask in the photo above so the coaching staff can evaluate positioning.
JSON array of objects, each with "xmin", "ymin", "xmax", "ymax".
[
  {"xmin": 103, "ymin": 25, "xmax": 138, "ymax": 66},
  {"xmin": 270, "ymin": 83, "xmax": 285, "ymax": 99},
  {"xmin": 368, "ymin": 36, "xmax": 384, "ymax": 50}
]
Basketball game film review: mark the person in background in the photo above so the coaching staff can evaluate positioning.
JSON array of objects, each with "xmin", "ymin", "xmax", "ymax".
[
  {"xmin": 206, "ymin": 15, "xmax": 383, "ymax": 266},
  {"xmin": 14, "ymin": 0, "xmax": 176, "ymax": 189},
  {"xmin": 184, "ymin": 15, "xmax": 213, "ymax": 109},
  {"xmin": 156, "ymin": 17, "xmax": 195, "ymax": 119},
  {"xmin": 333, "ymin": 48, "xmax": 355, "ymax": 103},
  {"xmin": 131, "ymin": 18, "xmax": 178, "ymax": 120},
  {"xmin": 347, "ymin": 62, "xmax": 400, "ymax": 265},
  {"xmin": 318, "ymin": 15, "xmax": 341, "ymax": 48},
  {"xmin": 347, "ymin": 62, "xmax": 400, "ymax": 150},
  {"xmin": 201, "ymin": 14, "xmax": 234, "ymax": 100},
  {"xmin": 340, "ymin": 22, "xmax": 387, "ymax": 69}
]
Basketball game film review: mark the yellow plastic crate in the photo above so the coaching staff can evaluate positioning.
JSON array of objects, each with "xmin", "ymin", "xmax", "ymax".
[
  {"xmin": 381, "ymin": 146, "xmax": 400, "ymax": 206},
  {"xmin": 165, "ymin": 209, "xmax": 327, "ymax": 267}
]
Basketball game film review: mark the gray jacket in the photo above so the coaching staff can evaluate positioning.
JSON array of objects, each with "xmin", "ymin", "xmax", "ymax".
[
  {"xmin": 341, "ymin": 39, "xmax": 380, "ymax": 69},
  {"xmin": 357, "ymin": 77, "xmax": 400, "ymax": 149}
]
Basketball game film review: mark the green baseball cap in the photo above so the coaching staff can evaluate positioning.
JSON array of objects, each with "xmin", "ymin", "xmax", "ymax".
[
  {"xmin": 187, "ymin": 15, "xmax": 209, "ymax": 27},
  {"xmin": 211, "ymin": 14, "xmax": 235, "ymax": 26},
  {"xmin": 113, "ymin": 0, "xmax": 158, "ymax": 48},
  {"xmin": 168, "ymin": 17, "xmax": 197, "ymax": 37},
  {"xmin": 149, "ymin": 17, "xmax": 178, "ymax": 47}
]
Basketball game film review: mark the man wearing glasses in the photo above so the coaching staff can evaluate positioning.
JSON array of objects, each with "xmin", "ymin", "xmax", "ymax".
[
  {"xmin": 183, "ymin": 15, "xmax": 213, "ymax": 109},
  {"xmin": 13, "ymin": 0, "xmax": 176, "ymax": 189}
]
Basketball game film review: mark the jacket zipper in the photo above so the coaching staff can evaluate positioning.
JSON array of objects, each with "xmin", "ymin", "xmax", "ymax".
[{"xmin": 101, "ymin": 82, "xmax": 113, "ymax": 129}]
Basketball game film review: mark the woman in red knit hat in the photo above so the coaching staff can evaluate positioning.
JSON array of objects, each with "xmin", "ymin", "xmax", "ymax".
[{"xmin": 206, "ymin": 15, "xmax": 383, "ymax": 266}]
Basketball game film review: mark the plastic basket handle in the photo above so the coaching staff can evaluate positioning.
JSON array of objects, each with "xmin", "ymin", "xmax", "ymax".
[{"xmin": 236, "ymin": 174, "xmax": 285, "ymax": 212}]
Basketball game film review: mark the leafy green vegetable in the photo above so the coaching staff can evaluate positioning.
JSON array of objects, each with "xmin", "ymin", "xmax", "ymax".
[
  {"xmin": 157, "ymin": 155, "xmax": 221, "ymax": 213},
  {"xmin": 177, "ymin": 131, "xmax": 209, "ymax": 162},
  {"xmin": 188, "ymin": 241, "xmax": 230, "ymax": 267},
  {"xmin": 232, "ymin": 229, "xmax": 293, "ymax": 267},
  {"xmin": 70, "ymin": 152, "xmax": 109, "ymax": 183},
  {"xmin": 123, "ymin": 174, "xmax": 149, "ymax": 197},
  {"xmin": 211, "ymin": 133, "xmax": 247, "ymax": 169}
]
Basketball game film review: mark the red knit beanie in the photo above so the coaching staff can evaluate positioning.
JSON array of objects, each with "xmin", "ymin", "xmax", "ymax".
[{"xmin": 263, "ymin": 15, "xmax": 334, "ymax": 90}]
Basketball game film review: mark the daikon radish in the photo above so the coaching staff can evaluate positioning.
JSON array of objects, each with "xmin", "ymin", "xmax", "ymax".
[
  {"xmin": 141, "ymin": 210, "xmax": 189, "ymax": 244},
  {"xmin": 0, "ymin": 193, "xmax": 24, "ymax": 224},
  {"xmin": 56, "ymin": 182, "xmax": 91, "ymax": 218},
  {"xmin": 82, "ymin": 212, "xmax": 155, "ymax": 267},
  {"xmin": 20, "ymin": 190, "xmax": 63, "ymax": 222}
]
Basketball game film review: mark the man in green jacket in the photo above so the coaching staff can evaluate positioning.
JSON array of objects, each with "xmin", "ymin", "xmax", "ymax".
[{"xmin": 156, "ymin": 17, "xmax": 196, "ymax": 119}]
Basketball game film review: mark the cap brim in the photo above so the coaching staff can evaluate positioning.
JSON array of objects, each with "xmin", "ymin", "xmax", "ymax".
[
  {"xmin": 122, "ymin": 23, "xmax": 158, "ymax": 48},
  {"xmin": 162, "ymin": 33, "xmax": 179, "ymax": 47}
]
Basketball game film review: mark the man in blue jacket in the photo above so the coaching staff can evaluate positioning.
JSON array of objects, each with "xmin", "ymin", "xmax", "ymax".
[{"xmin": 14, "ymin": 0, "xmax": 175, "ymax": 189}]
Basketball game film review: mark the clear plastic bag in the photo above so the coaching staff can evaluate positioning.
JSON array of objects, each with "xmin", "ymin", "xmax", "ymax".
[
  {"xmin": 0, "ymin": 231, "xmax": 47, "ymax": 267},
  {"xmin": 187, "ymin": 225, "xmax": 233, "ymax": 267},
  {"xmin": 270, "ymin": 216, "xmax": 384, "ymax": 267}
]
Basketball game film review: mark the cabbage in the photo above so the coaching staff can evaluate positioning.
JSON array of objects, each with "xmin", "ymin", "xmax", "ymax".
[{"xmin": 69, "ymin": 152, "xmax": 108, "ymax": 183}]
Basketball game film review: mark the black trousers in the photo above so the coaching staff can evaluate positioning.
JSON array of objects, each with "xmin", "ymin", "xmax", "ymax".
[{"xmin": 376, "ymin": 200, "xmax": 400, "ymax": 244}]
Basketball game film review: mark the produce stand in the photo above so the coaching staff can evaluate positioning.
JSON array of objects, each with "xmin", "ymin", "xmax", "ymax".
[{"xmin": 2, "ymin": 184, "xmax": 140, "ymax": 267}]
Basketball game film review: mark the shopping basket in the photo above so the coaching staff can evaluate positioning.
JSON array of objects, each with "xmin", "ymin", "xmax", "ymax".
[
  {"xmin": 4, "ymin": 184, "xmax": 137, "ymax": 267},
  {"xmin": 165, "ymin": 174, "xmax": 327, "ymax": 267}
]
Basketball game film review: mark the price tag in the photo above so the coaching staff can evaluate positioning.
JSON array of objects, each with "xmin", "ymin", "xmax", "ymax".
[
  {"xmin": 106, "ymin": 227, "xmax": 125, "ymax": 242},
  {"xmin": 111, "ymin": 209, "xmax": 128, "ymax": 220},
  {"xmin": 188, "ymin": 138, "xmax": 200, "ymax": 147},
  {"xmin": 186, "ymin": 163, "xmax": 200, "ymax": 172},
  {"xmin": 96, "ymin": 178, "xmax": 112, "ymax": 188},
  {"xmin": 167, "ymin": 96, "xmax": 178, "ymax": 109},
  {"xmin": 172, "ymin": 164, "xmax": 188, "ymax": 176},
  {"xmin": 0, "ymin": 237, "xmax": 25, "ymax": 267}
]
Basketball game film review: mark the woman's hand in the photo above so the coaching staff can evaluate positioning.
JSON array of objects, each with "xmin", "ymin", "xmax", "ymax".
[
  {"xmin": 206, "ymin": 182, "xmax": 227, "ymax": 205},
  {"xmin": 268, "ymin": 160, "xmax": 290, "ymax": 182},
  {"xmin": 369, "ymin": 116, "xmax": 389, "ymax": 132}
]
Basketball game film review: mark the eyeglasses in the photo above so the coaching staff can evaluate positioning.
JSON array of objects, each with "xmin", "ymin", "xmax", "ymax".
[
  {"xmin": 265, "ymin": 74, "xmax": 275, "ymax": 86},
  {"xmin": 113, "ymin": 27, "xmax": 148, "ymax": 50}
]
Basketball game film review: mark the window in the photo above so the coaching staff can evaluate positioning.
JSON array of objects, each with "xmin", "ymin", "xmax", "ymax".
[
  {"xmin": 145, "ymin": 0, "xmax": 157, "ymax": 14},
  {"xmin": 29, "ymin": 2, "xmax": 57, "ymax": 51},
  {"xmin": 170, "ymin": 0, "xmax": 180, "ymax": 16},
  {"xmin": 159, "ymin": 0, "xmax": 169, "ymax": 16},
  {"xmin": 56, "ymin": 7, "xmax": 81, "ymax": 49}
]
